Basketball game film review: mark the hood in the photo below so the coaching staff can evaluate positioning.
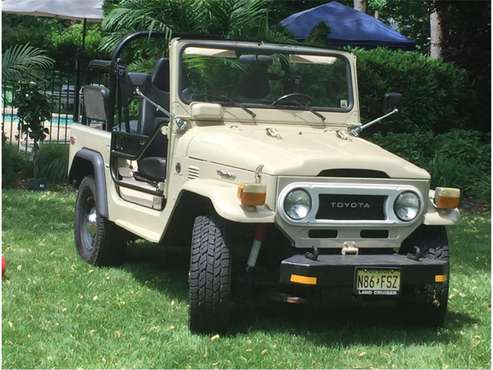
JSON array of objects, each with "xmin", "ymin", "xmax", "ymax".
[{"xmin": 186, "ymin": 125, "xmax": 430, "ymax": 179}]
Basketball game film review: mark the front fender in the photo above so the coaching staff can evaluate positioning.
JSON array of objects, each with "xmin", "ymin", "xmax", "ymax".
[
  {"xmin": 182, "ymin": 179, "xmax": 275, "ymax": 223},
  {"xmin": 423, "ymin": 190, "xmax": 460, "ymax": 225}
]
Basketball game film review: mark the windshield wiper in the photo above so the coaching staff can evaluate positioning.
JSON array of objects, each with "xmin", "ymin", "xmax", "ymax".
[
  {"xmin": 217, "ymin": 95, "xmax": 256, "ymax": 119},
  {"xmin": 196, "ymin": 94, "xmax": 256, "ymax": 119},
  {"xmin": 278, "ymin": 102, "xmax": 326, "ymax": 123},
  {"xmin": 306, "ymin": 106, "xmax": 326, "ymax": 122}
]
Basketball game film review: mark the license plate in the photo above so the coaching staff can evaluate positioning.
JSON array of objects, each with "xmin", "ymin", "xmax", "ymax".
[{"xmin": 355, "ymin": 268, "xmax": 400, "ymax": 296}]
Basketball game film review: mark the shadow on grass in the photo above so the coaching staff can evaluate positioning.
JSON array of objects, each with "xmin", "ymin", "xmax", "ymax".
[
  {"xmin": 230, "ymin": 302, "xmax": 476, "ymax": 346},
  {"xmin": 122, "ymin": 242, "xmax": 477, "ymax": 346},
  {"xmin": 122, "ymin": 243, "xmax": 189, "ymax": 303}
]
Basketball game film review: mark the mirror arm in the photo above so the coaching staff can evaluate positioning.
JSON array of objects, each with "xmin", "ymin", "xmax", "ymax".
[
  {"xmin": 135, "ymin": 87, "xmax": 172, "ymax": 118},
  {"xmin": 351, "ymin": 108, "xmax": 398, "ymax": 137}
]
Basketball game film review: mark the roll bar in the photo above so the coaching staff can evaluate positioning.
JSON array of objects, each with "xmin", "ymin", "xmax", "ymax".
[
  {"xmin": 111, "ymin": 31, "xmax": 168, "ymax": 62},
  {"xmin": 110, "ymin": 31, "xmax": 222, "ymax": 62}
]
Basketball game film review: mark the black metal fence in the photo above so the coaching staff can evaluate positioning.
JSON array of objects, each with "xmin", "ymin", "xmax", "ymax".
[{"xmin": 2, "ymin": 70, "xmax": 76, "ymax": 151}]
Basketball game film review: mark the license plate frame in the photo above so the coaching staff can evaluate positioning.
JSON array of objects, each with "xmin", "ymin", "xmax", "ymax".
[{"xmin": 354, "ymin": 267, "xmax": 401, "ymax": 296}]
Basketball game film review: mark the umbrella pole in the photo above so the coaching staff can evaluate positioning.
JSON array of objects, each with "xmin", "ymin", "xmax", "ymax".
[{"xmin": 74, "ymin": 18, "xmax": 87, "ymax": 122}]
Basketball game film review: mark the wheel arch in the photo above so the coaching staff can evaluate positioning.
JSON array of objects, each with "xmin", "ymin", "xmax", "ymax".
[
  {"xmin": 160, "ymin": 179, "xmax": 275, "ymax": 245},
  {"xmin": 69, "ymin": 148, "xmax": 109, "ymax": 218},
  {"xmin": 159, "ymin": 190, "xmax": 214, "ymax": 246}
]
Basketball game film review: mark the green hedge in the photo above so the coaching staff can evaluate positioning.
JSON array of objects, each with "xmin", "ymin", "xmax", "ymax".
[
  {"xmin": 36, "ymin": 143, "xmax": 69, "ymax": 183},
  {"xmin": 2, "ymin": 143, "xmax": 69, "ymax": 188},
  {"xmin": 354, "ymin": 48, "xmax": 479, "ymax": 133},
  {"xmin": 2, "ymin": 144, "xmax": 32, "ymax": 188},
  {"xmin": 370, "ymin": 129, "xmax": 490, "ymax": 201}
]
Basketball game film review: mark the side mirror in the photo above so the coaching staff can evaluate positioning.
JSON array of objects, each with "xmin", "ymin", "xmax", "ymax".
[{"xmin": 383, "ymin": 92, "xmax": 401, "ymax": 113}]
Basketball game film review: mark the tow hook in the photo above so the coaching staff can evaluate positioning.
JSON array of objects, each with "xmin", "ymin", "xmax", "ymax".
[
  {"xmin": 407, "ymin": 246, "xmax": 423, "ymax": 261},
  {"xmin": 246, "ymin": 225, "xmax": 267, "ymax": 271},
  {"xmin": 341, "ymin": 242, "xmax": 359, "ymax": 255},
  {"xmin": 305, "ymin": 247, "xmax": 319, "ymax": 261}
]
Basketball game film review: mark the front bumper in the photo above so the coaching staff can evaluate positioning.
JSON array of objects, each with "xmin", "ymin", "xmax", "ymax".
[{"xmin": 280, "ymin": 254, "xmax": 447, "ymax": 289}]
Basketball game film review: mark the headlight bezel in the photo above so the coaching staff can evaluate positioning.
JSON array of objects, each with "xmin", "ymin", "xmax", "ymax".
[
  {"xmin": 393, "ymin": 191, "xmax": 421, "ymax": 222},
  {"xmin": 282, "ymin": 188, "xmax": 312, "ymax": 221}
]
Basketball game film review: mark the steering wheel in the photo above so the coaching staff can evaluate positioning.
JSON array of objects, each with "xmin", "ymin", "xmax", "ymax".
[{"xmin": 271, "ymin": 93, "xmax": 313, "ymax": 106}]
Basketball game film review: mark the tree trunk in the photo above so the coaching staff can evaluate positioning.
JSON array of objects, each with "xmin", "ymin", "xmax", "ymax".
[
  {"xmin": 33, "ymin": 141, "xmax": 40, "ymax": 178},
  {"xmin": 430, "ymin": 6, "xmax": 443, "ymax": 59},
  {"xmin": 354, "ymin": 0, "xmax": 367, "ymax": 13}
]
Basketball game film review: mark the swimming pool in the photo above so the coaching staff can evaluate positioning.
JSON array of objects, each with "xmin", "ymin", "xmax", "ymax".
[{"xmin": 2, "ymin": 113, "xmax": 75, "ymax": 126}]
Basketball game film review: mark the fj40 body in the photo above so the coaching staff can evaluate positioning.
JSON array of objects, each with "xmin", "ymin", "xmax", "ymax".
[{"xmin": 68, "ymin": 32, "xmax": 460, "ymax": 332}]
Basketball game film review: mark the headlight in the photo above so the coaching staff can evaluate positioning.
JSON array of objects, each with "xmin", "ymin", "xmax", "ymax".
[
  {"xmin": 284, "ymin": 189, "xmax": 312, "ymax": 220},
  {"xmin": 394, "ymin": 191, "xmax": 420, "ymax": 221}
]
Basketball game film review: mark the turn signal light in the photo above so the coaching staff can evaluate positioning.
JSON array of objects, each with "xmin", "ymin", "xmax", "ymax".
[
  {"xmin": 434, "ymin": 187, "xmax": 461, "ymax": 209},
  {"xmin": 435, "ymin": 274, "xmax": 448, "ymax": 283},
  {"xmin": 290, "ymin": 274, "xmax": 318, "ymax": 285},
  {"xmin": 237, "ymin": 183, "xmax": 266, "ymax": 206}
]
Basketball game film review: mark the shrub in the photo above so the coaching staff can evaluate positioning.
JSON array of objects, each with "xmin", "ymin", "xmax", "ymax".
[
  {"xmin": 370, "ymin": 130, "xmax": 435, "ymax": 166},
  {"xmin": 12, "ymin": 82, "xmax": 52, "ymax": 178},
  {"xmin": 354, "ymin": 48, "xmax": 479, "ymax": 133},
  {"xmin": 370, "ymin": 129, "xmax": 490, "ymax": 201},
  {"xmin": 36, "ymin": 143, "xmax": 69, "ymax": 183},
  {"xmin": 2, "ymin": 144, "xmax": 32, "ymax": 188}
]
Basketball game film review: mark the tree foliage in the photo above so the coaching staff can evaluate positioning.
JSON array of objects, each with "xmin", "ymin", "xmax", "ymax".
[
  {"xmin": 368, "ymin": 0, "xmax": 430, "ymax": 52},
  {"xmin": 354, "ymin": 47, "xmax": 479, "ymax": 132},
  {"xmin": 12, "ymin": 83, "xmax": 52, "ymax": 177},
  {"xmin": 2, "ymin": 44, "xmax": 54, "ymax": 81},
  {"xmin": 2, "ymin": 14, "xmax": 105, "ymax": 73},
  {"xmin": 101, "ymin": 0, "xmax": 293, "ymax": 52}
]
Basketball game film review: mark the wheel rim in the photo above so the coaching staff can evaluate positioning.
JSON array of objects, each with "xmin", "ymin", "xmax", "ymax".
[{"xmin": 81, "ymin": 196, "xmax": 97, "ymax": 251}]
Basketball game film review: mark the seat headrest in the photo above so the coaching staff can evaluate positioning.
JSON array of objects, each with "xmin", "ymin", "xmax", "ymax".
[{"xmin": 151, "ymin": 58, "xmax": 169, "ymax": 92}]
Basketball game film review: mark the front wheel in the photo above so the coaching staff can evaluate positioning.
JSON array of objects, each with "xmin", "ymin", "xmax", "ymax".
[
  {"xmin": 188, "ymin": 215, "xmax": 232, "ymax": 333},
  {"xmin": 74, "ymin": 175, "xmax": 126, "ymax": 266}
]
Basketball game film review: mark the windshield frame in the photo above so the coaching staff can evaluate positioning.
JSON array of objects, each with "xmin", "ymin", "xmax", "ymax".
[{"xmin": 177, "ymin": 40, "xmax": 355, "ymax": 114}]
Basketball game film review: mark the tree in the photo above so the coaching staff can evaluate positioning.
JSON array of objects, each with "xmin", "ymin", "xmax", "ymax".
[
  {"xmin": 12, "ymin": 83, "xmax": 52, "ymax": 178},
  {"xmin": 2, "ymin": 44, "xmax": 54, "ymax": 81},
  {"xmin": 430, "ymin": 1, "xmax": 442, "ymax": 59},
  {"xmin": 368, "ymin": 0, "xmax": 430, "ymax": 52},
  {"xmin": 436, "ymin": 0, "xmax": 491, "ymax": 132},
  {"xmin": 354, "ymin": 0, "xmax": 367, "ymax": 13},
  {"xmin": 2, "ymin": 14, "xmax": 105, "ymax": 73},
  {"xmin": 101, "ymin": 0, "xmax": 292, "ymax": 52}
]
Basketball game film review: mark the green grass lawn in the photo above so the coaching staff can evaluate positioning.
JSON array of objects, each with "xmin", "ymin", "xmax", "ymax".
[{"xmin": 2, "ymin": 189, "xmax": 491, "ymax": 368}]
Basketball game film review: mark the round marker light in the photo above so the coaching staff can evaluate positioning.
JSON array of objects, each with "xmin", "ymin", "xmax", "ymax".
[
  {"xmin": 284, "ymin": 189, "xmax": 312, "ymax": 220},
  {"xmin": 394, "ymin": 191, "xmax": 420, "ymax": 221}
]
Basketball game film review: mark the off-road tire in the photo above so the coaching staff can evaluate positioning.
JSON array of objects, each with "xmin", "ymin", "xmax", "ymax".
[
  {"xmin": 189, "ymin": 215, "xmax": 232, "ymax": 333},
  {"xmin": 74, "ymin": 175, "xmax": 126, "ymax": 266},
  {"xmin": 399, "ymin": 225, "xmax": 449, "ymax": 325}
]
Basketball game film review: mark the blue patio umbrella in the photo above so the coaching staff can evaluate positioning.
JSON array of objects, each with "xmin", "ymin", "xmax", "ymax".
[{"xmin": 280, "ymin": 1, "xmax": 415, "ymax": 49}]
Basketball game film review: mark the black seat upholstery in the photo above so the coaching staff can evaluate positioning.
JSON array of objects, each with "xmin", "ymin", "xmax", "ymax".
[
  {"xmin": 140, "ymin": 58, "xmax": 170, "ymax": 136},
  {"xmin": 135, "ymin": 58, "xmax": 170, "ymax": 183},
  {"xmin": 137, "ymin": 157, "xmax": 167, "ymax": 182}
]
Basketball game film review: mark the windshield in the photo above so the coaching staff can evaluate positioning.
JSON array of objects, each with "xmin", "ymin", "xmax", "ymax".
[{"xmin": 180, "ymin": 46, "xmax": 352, "ymax": 112}]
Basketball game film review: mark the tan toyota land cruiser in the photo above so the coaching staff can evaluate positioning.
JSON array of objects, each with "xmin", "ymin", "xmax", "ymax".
[{"xmin": 68, "ymin": 32, "xmax": 461, "ymax": 333}]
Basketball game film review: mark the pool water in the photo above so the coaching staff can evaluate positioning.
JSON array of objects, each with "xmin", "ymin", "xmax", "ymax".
[{"xmin": 2, "ymin": 113, "xmax": 75, "ymax": 126}]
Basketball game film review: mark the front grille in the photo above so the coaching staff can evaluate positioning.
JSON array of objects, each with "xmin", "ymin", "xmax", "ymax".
[{"xmin": 316, "ymin": 194, "xmax": 387, "ymax": 220}]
